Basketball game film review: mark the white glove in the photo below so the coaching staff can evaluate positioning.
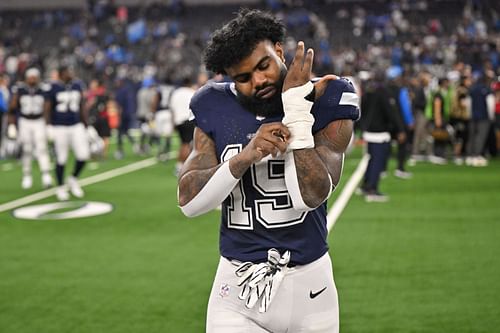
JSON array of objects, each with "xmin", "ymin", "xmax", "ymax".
[
  {"xmin": 7, "ymin": 124, "xmax": 17, "ymax": 140},
  {"xmin": 281, "ymin": 81, "xmax": 315, "ymax": 150},
  {"xmin": 235, "ymin": 249, "xmax": 291, "ymax": 313}
]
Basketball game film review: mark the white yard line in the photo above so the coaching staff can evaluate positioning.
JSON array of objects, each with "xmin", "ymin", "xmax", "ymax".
[
  {"xmin": 2, "ymin": 150, "xmax": 368, "ymax": 226},
  {"xmin": 327, "ymin": 154, "xmax": 370, "ymax": 232},
  {"xmin": 0, "ymin": 152, "xmax": 176, "ymax": 214}
]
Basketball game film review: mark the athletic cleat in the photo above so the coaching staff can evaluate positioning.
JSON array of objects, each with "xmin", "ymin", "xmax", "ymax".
[
  {"xmin": 394, "ymin": 169, "xmax": 413, "ymax": 179},
  {"xmin": 42, "ymin": 173, "xmax": 53, "ymax": 188},
  {"xmin": 56, "ymin": 186, "xmax": 70, "ymax": 201},
  {"xmin": 21, "ymin": 175, "xmax": 33, "ymax": 190},
  {"xmin": 365, "ymin": 191, "xmax": 389, "ymax": 203},
  {"xmin": 114, "ymin": 150, "xmax": 124, "ymax": 160},
  {"xmin": 472, "ymin": 156, "xmax": 488, "ymax": 167},
  {"xmin": 67, "ymin": 176, "xmax": 84, "ymax": 198},
  {"xmin": 428, "ymin": 155, "xmax": 447, "ymax": 165},
  {"xmin": 355, "ymin": 187, "xmax": 367, "ymax": 196},
  {"xmin": 453, "ymin": 157, "xmax": 464, "ymax": 166}
]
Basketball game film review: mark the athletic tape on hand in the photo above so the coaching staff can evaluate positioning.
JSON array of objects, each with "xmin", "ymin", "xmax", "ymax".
[{"xmin": 282, "ymin": 81, "xmax": 315, "ymax": 150}]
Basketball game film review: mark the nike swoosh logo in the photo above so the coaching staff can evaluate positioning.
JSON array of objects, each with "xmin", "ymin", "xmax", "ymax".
[{"xmin": 309, "ymin": 287, "xmax": 327, "ymax": 299}]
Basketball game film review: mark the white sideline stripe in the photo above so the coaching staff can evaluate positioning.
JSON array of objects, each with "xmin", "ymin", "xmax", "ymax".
[
  {"xmin": 327, "ymin": 154, "xmax": 370, "ymax": 232},
  {"xmin": 0, "ymin": 152, "xmax": 176, "ymax": 214}
]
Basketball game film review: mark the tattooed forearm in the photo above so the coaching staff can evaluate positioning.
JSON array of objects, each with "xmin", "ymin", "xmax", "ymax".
[
  {"xmin": 292, "ymin": 120, "xmax": 354, "ymax": 207},
  {"xmin": 228, "ymin": 153, "xmax": 255, "ymax": 179},
  {"xmin": 293, "ymin": 149, "xmax": 331, "ymax": 208},
  {"xmin": 178, "ymin": 127, "xmax": 220, "ymax": 206},
  {"xmin": 178, "ymin": 164, "xmax": 221, "ymax": 206},
  {"xmin": 315, "ymin": 119, "xmax": 353, "ymax": 186}
]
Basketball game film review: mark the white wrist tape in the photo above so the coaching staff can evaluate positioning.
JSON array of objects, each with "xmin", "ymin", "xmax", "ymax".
[
  {"xmin": 282, "ymin": 81, "xmax": 315, "ymax": 150},
  {"xmin": 179, "ymin": 161, "xmax": 239, "ymax": 217}
]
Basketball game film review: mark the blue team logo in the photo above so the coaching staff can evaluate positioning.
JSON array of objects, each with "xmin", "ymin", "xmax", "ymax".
[{"xmin": 12, "ymin": 201, "xmax": 113, "ymax": 220}]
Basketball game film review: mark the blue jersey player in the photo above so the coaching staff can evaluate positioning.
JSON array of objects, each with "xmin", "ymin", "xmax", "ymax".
[
  {"xmin": 45, "ymin": 66, "xmax": 89, "ymax": 201},
  {"xmin": 177, "ymin": 9, "xmax": 359, "ymax": 333}
]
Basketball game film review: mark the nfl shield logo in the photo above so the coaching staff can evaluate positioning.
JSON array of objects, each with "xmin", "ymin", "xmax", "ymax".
[{"xmin": 219, "ymin": 283, "xmax": 230, "ymax": 298}]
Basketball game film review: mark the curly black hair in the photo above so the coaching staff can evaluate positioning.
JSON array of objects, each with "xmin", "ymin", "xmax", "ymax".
[{"xmin": 203, "ymin": 8, "xmax": 286, "ymax": 75}]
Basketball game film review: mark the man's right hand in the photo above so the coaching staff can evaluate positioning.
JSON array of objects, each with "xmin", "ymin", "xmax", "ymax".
[
  {"xmin": 241, "ymin": 122, "xmax": 290, "ymax": 163},
  {"xmin": 7, "ymin": 124, "xmax": 17, "ymax": 140}
]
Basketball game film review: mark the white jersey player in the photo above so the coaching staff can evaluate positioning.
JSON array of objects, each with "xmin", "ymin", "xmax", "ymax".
[{"xmin": 8, "ymin": 68, "xmax": 53, "ymax": 189}]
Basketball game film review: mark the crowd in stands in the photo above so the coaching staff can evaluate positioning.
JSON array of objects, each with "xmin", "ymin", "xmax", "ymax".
[{"xmin": 0, "ymin": 0, "xmax": 499, "ymax": 198}]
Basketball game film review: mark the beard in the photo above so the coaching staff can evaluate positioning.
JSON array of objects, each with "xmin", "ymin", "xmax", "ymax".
[{"xmin": 236, "ymin": 66, "xmax": 287, "ymax": 118}]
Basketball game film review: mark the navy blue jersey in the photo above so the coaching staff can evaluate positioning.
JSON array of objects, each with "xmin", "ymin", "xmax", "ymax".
[
  {"xmin": 46, "ymin": 80, "xmax": 85, "ymax": 126},
  {"xmin": 190, "ymin": 78, "xmax": 359, "ymax": 266},
  {"xmin": 11, "ymin": 82, "xmax": 49, "ymax": 119}
]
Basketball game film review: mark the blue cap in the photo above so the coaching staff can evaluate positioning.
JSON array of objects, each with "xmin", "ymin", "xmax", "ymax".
[
  {"xmin": 142, "ymin": 77, "xmax": 155, "ymax": 87},
  {"xmin": 386, "ymin": 66, "xmax": 402, "ymax": 79}
]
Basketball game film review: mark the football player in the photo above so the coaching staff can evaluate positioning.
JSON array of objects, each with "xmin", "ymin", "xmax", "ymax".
[
  {"xmin": 169, "ymin": 77, "xmax": 195, "ymax": 173},
  {"xmin": 151, "ymin": 81, "xmax": 175, "ymax": 161},
  {"xmin": 45, "ymin": 66, "xmax": 89, "ymax": 201},
  {"xmin": 177, "ymin": 9, "xmax": 359, "ymax": 333},
  {"xmin": 8, "ymin": 68, "xmax": 53, "ymax": 189}
]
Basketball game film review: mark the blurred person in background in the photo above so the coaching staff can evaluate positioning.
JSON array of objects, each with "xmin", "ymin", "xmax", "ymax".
[
  {"xmin": 0, "ymin": 74, "xmax": 10, "ymax": 158},
  {"xmin": 493, "ymin": 81, "xmax": 500, "ymax": 153},
  {"xmin": 7, "ymin": 68, "xmax": 53, "ymax": 189},
  {"xmin": 429, "ymin": 78, "xmax": 450, "ymax": 164},
  {"xmin": 114, "ymin": 77, "xmax": 138, "ymax": 160},
  {"xmin": 387, "ymin": 67, "xmax": 414, "ymax": 179},
  {"xmin": 151, "ymin": 79, "xmax": 176, "ymax": 161},
  {"xmin": 136, "ymin": 77, "xmax": 157, "ymax": 155},
  {"xmin": 466, "ymin": 74, "xmax": 492, "ymax": 167},
  {"xmin": 409, "ymin": 72, "xmax": 431, "ymax": 164},
  {"xmin": 359, "ymin": 72, "xmax": 406, "ymax": 202},
  {"xmin": 85, "ymin": 78, "xmax": 110, "ymax": 159},
  {"xmin": 169, "ymin": 77, "xmax": 195, "ymax": 175},
  {"xmin": 449, "ymin": 75, "xmax": 472, "ymax": 165},
  {"xmin": 45, "ymin": 66, "xmax": 89, "ymax": 201}
]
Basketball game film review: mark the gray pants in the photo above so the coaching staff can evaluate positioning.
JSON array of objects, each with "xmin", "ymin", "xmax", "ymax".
[
  {"xmin": 411, "ymin": 112, "xmax": 430, "ymax": 156},
  {"xmin": 467, "ymin": 119, "xmax": 491, "ymax": 156}
]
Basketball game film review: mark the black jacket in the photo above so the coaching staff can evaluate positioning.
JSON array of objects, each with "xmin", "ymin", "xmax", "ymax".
[{"xmin": 360, "ymin": 81, "xmax": 405, "ymax": 133}]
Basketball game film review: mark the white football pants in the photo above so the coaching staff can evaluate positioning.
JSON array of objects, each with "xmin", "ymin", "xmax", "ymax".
[
  {"xmin": 207, "ymin": 252, "xmax": 339, "ymax": 333},
  {"xmin": 52, "ymin": 123, "xmax": 90, "ymax": 165},
  {"xmin": 18, "ymin": 117, "xmax": 51, "ymax": 175},
  {"xmin": 154, "ymin": 110, "xmax": 174, "ymax": 137}
]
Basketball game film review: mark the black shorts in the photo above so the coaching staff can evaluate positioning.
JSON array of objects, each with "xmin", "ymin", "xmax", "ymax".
[
  {"xmin": 175, "ymin": 120, "xmax": 195, "ymax": 144},
  {"xmin": 94, "ymin": 117, "xmax": 111, "ymax": 138}
]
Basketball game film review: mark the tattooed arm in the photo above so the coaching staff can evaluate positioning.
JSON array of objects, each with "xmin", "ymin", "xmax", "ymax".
[
  {"xmin": 282, "ymin": 41, "xmax": 356, "ymax": 210},
  {"xmin": 290, "ymin": 119, "xmax": 353, "ymax": 209},
  {"xmin": 178, "ymin": 123, "xmax": 289, "ymax": 215}
]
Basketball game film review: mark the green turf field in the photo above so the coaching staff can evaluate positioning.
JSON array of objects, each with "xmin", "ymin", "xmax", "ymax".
[{"xmin": 1, "ymin": 142, "xmax": 499, "ymax": 332}]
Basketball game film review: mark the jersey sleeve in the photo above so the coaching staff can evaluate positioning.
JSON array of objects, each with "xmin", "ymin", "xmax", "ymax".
[
  {"xmin": 311, "ymin": 77, "xmax": 361, "ymax": 134},
  {"xmin": 44, "ymin": 82, "xmax": 55, "ymax": 101},
  {"xmin": 189, "ymin": 82, "xmax": 225, "ymax": 139},
  {"xmin": 75, "ymin": 80, "xmax": 86, "ymax": 92}
]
